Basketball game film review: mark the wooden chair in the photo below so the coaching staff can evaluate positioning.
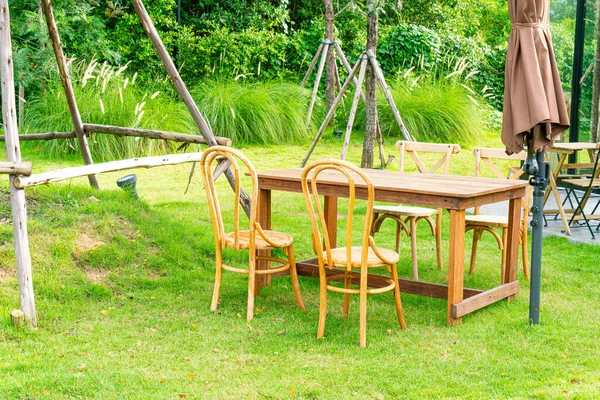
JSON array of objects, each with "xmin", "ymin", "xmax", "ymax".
[
  {"xmin": 199, "ymin": 146, "xmax": 305, "ymax": 320},
  {"xmin": 465, "ymin": 147, "xmax": 531, "ymax": 281},
  {"xmin": 301, "ymin": 159, "xmax": 406, "ymax": 348},
  {"xmin": 371, "ymin": 141, "xmax": 461, "ymax": 280},
  {"xmin": 558, "ymin": 149, "xmax": 600, "ymax": 239}
]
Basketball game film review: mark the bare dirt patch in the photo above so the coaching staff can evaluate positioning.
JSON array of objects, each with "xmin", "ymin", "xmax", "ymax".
[
  {"xmin": 75, "ymin": 231, "xmax": 105, "ymax": 253},
  {"xmin": 84, "ymin": 268, "xmax": 110, "ymax": 283}
]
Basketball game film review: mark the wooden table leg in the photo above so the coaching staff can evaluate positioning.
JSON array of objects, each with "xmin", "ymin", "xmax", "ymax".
[
  {"xmin": 256, "ymin": 188, "xmax": 271, "ymax": 294},
  {"xmin": 324, "ymin": 195, "xmax": 338, "ymax": 247},
  {"xmin": 447, "ymin": 209, "xmax": 465, "ymax": 326},
  {"xmin": 504, "ymin": 197, "xmax": 521, "ymax": 301}
]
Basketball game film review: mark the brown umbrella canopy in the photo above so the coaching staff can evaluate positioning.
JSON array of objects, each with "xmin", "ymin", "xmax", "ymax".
[{"xmin": 502, "ymin": 0, "xmax": 570, "ymax": 154}]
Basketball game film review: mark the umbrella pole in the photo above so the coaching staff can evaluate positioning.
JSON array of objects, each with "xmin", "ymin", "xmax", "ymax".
[{"xmin": 525, "ymin": 145, "xmax": 550, "ymax": 325}]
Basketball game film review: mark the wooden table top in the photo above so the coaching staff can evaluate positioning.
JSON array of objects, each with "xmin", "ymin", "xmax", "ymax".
[
  {"xmin": 549, "ymin": 142, "xmax": 600, "ymax": 152},
  {"xmin": 257, "ymin": 168, "xmax": 528, "ymax": 210}
]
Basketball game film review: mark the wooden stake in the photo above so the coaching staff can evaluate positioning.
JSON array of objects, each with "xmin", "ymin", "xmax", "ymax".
[
  {"xmin": 368, "ymin": 51, "xmax": 413, "ymax": 142},
  {"xmin": 131, "ymin": 0, "xmax": 251, "ymax": 217},
  {"xmin": 300, "ymin": 56, "xmax": 363, "ymax": 167},
  {"xmin": 334, "ymin": 42, "xmax": 367, "ymax": 103},
  {"xmin": 0, "ymin": 0, "xmax": 37, "ymax": 326},
  {"xmin": 305, "ymin": 43, "xmax": 329, "ymax": 130},
  {"xmin": 341, "ymin": 58, "xmax": 368, "ymax": 160},
  {"xmin": 40, "ymin": 0, "xmax": 99, "ymax": 189},
  {"xmin": 301, "ymin": 43, "xmax": 324, "ymax": 87}
]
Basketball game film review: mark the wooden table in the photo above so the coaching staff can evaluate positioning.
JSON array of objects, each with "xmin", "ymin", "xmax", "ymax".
[
  {"xmin": 544, "ymin": 142, "xmax": 600, "ymax": 235},
  {"xmin": 256, "ymin": 168, "xmax": 528, "ymax": 326}
]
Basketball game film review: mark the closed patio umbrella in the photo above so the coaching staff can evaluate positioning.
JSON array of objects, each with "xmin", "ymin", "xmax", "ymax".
[{"xmin": 501, "ymin": 0, "xmax": 570, "ymax": 324}]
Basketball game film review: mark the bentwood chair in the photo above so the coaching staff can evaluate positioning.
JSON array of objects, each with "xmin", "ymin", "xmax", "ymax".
[
  {"xmin": 301, "ymin": 159, "xmax": 406, "ymax": 348},
  {"xmin": 199, "ymin": 146, "xmax": 305, "ymax": 320},
  {"xmin": 371, "ymin": 141, "xmax": 461, "ymax": 280},
  {"xmin": 464, "ymin": 148, "xmax": 531, "ymax": 281}
]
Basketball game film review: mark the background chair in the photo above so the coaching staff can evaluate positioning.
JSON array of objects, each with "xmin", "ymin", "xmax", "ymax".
[
  {"xmin": 371, "ymin": 141, "xmax": 461, "ymax": 280},
  {"xmin": 200, "ymin": 146, "xmax": 305, "ymax": 320},
  {"xmin": 558, "ymin": 149, "xmax": 600, "ymax": 239},
  {"xmin": 302, "ymin": 159, "xmax": 406, "ymax": 348},
  {"xmin": 465, "ymin": 147, "xmax": 531, "ymax": 281}
]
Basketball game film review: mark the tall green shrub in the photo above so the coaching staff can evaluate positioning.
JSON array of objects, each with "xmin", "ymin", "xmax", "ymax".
[{"xmin": 191, "ymin": 80, "xmax": 323, "ymax": 145}]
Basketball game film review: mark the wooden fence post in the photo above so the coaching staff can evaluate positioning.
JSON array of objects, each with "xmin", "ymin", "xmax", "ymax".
[{"xmin": 1, "ymin": 0, "xmax": 38, "ymax": 326}]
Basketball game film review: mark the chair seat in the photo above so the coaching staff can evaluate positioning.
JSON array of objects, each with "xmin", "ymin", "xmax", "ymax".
[
  {"xmin": 465, "ymin": 214, "xmax": 508, "ymax": 228},
  {"xmin": 324, "ymin": 246, "xmax": 400, "ymax": 268},
  {"xmin": 561, "ymin": 178, "xmax": 600, "ymax": 188},
  {"xmin": 373, "ymin": 205, "xmax": 438, "ymax": 218},
  {"xmin": 224, "ymin": 230, "xmax": 293, "ymax": 250}
]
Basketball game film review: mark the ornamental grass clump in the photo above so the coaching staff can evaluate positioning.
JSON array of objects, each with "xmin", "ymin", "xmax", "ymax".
[
  {"xmin": 23, "ymin": 59, "xmax": 194, "ymax": 161},
  {"xmin": 191, "ymin": 80, "xmax": 323, "ymax": 145},
  {"xmin": 354, "ymin": 57, "xmax": 485, "ymax": 145}
]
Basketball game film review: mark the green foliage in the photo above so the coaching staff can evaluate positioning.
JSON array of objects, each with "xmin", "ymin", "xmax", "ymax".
[
  {"xmin": 22, "ymin": 60, "xmax": 194, "ymax": 161},
  {"xmin": 180, "ymin": 0, "xmax": 292, "ymax": 33},
  {"xmin": 176, "ymin": 27, "xmax": 304, "ymax": 84},
  {"xmin": 191, "ymin": 80, "xmax": 323, "ymax": 145},
  {"xmin": 378, "ymin": 24, "xmax": 442, "ymax": 71}
]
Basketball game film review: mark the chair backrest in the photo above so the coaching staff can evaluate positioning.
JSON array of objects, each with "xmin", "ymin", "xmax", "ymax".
[
  {"xmin": 199, "ymin": 146, "xmax": 258, "ymax": 251},
  {"xmin": 473, "ymin": 147, "xmax": 527, "ymax": 179},
  {"xmin": 472, "ymin": 147, "xmax": 530, "ymax": 215},
  {"xmin": 301, "ymin": 159, "xmax": 374, "ymax": 270},
  {"xmin": 396, "ymin": 141, "xmax": 461, "ymax": 175}
]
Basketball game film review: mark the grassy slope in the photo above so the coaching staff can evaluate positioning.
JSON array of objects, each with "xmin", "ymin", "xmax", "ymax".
[{"xmin": 0, "ymin": 135, "xmax": 599, "ymax": 399}]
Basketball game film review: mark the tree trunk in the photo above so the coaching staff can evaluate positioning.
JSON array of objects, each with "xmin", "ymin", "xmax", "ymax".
[
  {"xmin": 362, "ymin": 1, "xmax": 378, "ymax": 168},
  {"xmin": 324, "ymin": 0, "xmax": 336, "ymax": 125},
  {"xmin": 591, "ymin": 0, "xmax": 600, "ymax": 143}
]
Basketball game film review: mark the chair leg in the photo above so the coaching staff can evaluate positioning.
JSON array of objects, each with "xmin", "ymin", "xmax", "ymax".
[
  {"xmin": 343, "ymin": 272, "xmax": 351, "ymax": 318},
  {"xmin": 501, "ymin": 228, "xmax": 508, "ymax": 283},
  {"xmin": 569, "ymin": 190, "xmax": 596, "ymax": 239},
  {"xmin": 286, "ymin": 245, "xmax": 305, "ymax": 310},
  {"xmin": 247, "ymin": 253, "xmax": 256, "ymax": 321},
  {"xmin": 390, "ymin": 263, "xmax": 406, "ymax": 330},
  {"xmin": 395, "ymin": 220, "xmax": 402, "ymax": 254},
  {"xmin": 408, "ymin": 217, "xmax": 419, "ymax": 280},
  {"xmin": 359, "ymin": 266, "xmax": 368, "ymax": 348},
  {"xmin": 435, "ymin": 212, "xmax": 443, "ymax": 270},
  {"xmin": 211, "ymin": 248, "xmax": 223, "ymax": 312},
  {"xmin": 317, "ymin": 265, "xmax": 328, "ymax": 339},
  {"xmin": 469, "ymin": 229, "xmax": 481, "ymax": 275}
]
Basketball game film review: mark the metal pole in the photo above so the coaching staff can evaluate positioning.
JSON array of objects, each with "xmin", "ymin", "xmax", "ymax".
[
  {"xmin": 569, "ymin": 0, "xmax": 586, "ymax": 157},
  {"xmin": 525, "ymin": 144, "xmax": 549, "ymax": 325}
]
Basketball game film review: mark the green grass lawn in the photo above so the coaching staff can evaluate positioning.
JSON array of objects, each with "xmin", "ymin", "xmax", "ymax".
[{"xmin": 1, "ymin": 136, "xmax": 599, "ymax": 399}]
